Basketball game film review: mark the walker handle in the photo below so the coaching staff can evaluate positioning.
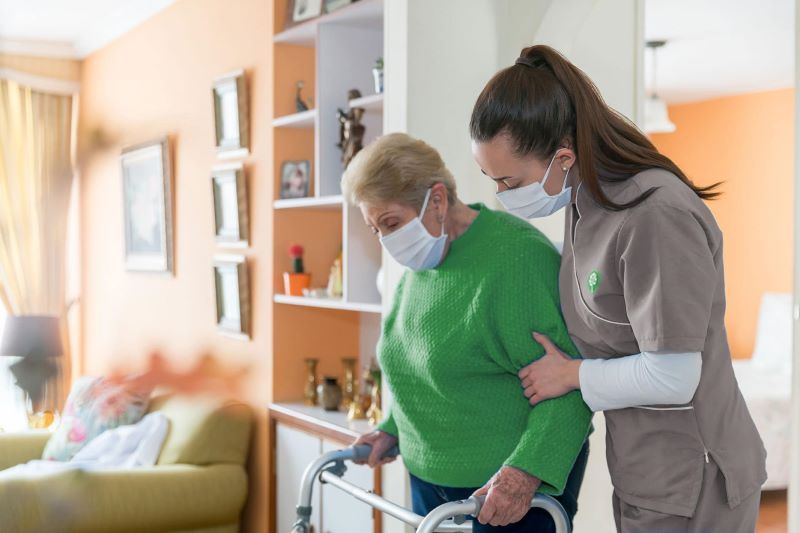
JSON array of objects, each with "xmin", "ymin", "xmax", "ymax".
[{"xmin": 350, "ymin": 443, "xmax": 400, "ymax": 461}]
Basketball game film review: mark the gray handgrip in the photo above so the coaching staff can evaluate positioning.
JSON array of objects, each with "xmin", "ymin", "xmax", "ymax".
[{"xmin": 351, "ymin": 443, "xmax": 400, "ymax": 461}]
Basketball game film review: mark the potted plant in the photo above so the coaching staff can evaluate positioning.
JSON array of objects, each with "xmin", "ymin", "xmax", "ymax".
[{"xmin": 283, "ymin": 244, "xmax": 312, "ymax": 296}]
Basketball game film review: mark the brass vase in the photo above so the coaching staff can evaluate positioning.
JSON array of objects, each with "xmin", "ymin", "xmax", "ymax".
[
  {"xmin": 303, "ymin": 358, "xmax": 319, "ymax": 406},
  {"xmin": 367, "ymin": 368, "xmax": 383, "ymax": 426},
  {"xmin": 341, "ymin": 358, "xmax": 357, "ymax": 409}
]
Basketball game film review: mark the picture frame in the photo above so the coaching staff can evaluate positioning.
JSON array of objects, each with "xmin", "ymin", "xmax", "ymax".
[
  {"xmin": 323, "ymin": 0, "xmax": 353, "ymax": 14},
  {"xmin": 291, "ymin": 0, "xmax": 323, "ymax": 23},
  {"xmin": 120, "ymin": 137, "xmax": 173, "ymax": 274},
  {"xmin": 212, "ymin": 69, "xmax": 249, "ymax": 159},
  {"xmin": 213, "ymin": 255, "xmax": 250, "ymax": 340},
  {"xmin": 211, "ymin": 162, "xmax": 249, "ymax": 248},
  {"xmin": 280, "ymin": 160, "xmax": 311, "ymax": 199}
]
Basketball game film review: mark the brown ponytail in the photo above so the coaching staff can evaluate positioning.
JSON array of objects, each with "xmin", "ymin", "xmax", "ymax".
[{"xmin": 470, "ymin": 45, "xmax": 721, "ymax": 210}]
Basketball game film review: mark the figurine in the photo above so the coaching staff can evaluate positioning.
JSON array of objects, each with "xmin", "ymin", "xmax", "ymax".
[
  {"xmin": 336, "ymin": 89, "xmax": 366, "ymax": 169},
  {"xmin": 295, "ymin": 80, "xmax": 311, "ymax": 112},
  {"xmin": 326, "ymin": 250, "xmax": 343, "ymax": 298}
]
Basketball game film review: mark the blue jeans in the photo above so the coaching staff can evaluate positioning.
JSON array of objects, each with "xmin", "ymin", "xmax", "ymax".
[{"xmin": 410, "ymin": 440, "xmax": 589, "ymax": 533}]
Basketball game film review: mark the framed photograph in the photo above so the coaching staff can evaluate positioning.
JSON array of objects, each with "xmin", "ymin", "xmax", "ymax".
[
  {"xmin": 211, "ymin": 162, "xmax": 249, "ymax": 248},
  {"xmin": 280, "ymin": 160, "xmax": 311, "ymax": 199},
  {"xmin": 291, "ymin": 0, "xmax": 323, "ymax": 22},
  {"xmin": 213, "ymin": 255, "xmax": 250, "ymax": 339},
  {"xmin": 212, "ymin": 69, "xmax": 249, "ymax": 159},
  {"xmin": 323, "ymin": 0, "xmax": 353, "ymax": 14},
  {"xmin": 120, "ymin": 138, "xmax": 173, "ymax": 273}
]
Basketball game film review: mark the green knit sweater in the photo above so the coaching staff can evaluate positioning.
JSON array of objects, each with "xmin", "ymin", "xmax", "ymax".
[{"xmin": 377, "ymin": 204, "xmax": 592, "ymax": 494}]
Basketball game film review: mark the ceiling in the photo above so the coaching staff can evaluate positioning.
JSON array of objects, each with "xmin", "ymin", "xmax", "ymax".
[
  {"xmin": 645, "ymin": 0, "xmax": 795, "ymax": 103},
  {"xmin": 0, "ymin": 0, "xmax": 175, "ymax": 58}
]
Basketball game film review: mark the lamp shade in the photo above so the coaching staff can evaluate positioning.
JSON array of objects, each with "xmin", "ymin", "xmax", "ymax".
[
  {"xmin": 0, "ymin": 315, "xmax": 63, "ymax": 359},
  {"xmin": 644, "ymin": 94, "xmax": 676, "ymax": 134}
]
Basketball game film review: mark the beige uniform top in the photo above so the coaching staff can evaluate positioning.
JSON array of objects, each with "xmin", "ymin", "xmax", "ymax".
[{"xmin": 560, "ymin": 168, "xmax": 767, "ymax": 517}]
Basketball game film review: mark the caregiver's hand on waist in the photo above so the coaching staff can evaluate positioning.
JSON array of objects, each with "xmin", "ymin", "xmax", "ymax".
[
  {"xmin": 352, "ymin": 430, "xmax": 399, "ymax": 468},
  {"xmin": 519, "ymin": 332, "xmax": 581, "ymax": 406},
  {"xmin": 472, "ymin": 466, "xmax": 541, "ymax": 527}
]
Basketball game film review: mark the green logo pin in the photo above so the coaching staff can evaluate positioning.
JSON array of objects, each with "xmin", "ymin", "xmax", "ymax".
[{"xmin": 588, "ymin": 270, "xmax": 601, "ymax": 293}]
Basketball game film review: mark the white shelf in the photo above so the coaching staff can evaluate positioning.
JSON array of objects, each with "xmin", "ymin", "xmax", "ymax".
[
  {"xmin": 273, "ymin": 109, "xmax": 316, "ymax": 128},
  {"xmin": 274, "ymin": 0, "xmax": 384, "ymax": 46},
  {"xmin": 274, "ymin": 195, "xmax": 343, "ymax": 210},
  {"xmin": 349, "ymin": 93, "xmax": 383, "ymax": 111},
  {"xmin": 274, "ymin": 294, "xmax": 382, "ymax": 314}
]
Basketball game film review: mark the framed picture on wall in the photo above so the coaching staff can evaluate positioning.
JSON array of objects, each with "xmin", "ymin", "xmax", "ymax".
[
  {"xmin": 120, "ymin": 137, "xmax": 174, "ymax": 274},
  {"xmin": 280, "ymin": 160, "xmax": 311, "ymax": 199},
  {"xmin": 213, "ymin": 255, "xmax": 250, "ymax": 340},
  {"xmin": 291, "ymin": 0, "xmax": 323, "ymax": 23},
  {"xmin": 211, "ymin": 162, "xmax": 249, "ymax": 248},
  {"xmin": 212, "ymin": 69, "xmax": 250, "ymax": 159}
]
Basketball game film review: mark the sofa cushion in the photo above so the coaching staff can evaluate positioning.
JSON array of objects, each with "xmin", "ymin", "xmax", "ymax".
[
  {"xmin": 42, "ymin": 376, "xmax": 151, "ymax": 461},
  {"xmin": 148, "ymin": 395, "xmax": 251, "ymax": 466}
]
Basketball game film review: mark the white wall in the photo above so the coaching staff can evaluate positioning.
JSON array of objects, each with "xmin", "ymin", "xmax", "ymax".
[{"xmin": 790, "ymin": 3, "xmax": 800, "ymax": 531}]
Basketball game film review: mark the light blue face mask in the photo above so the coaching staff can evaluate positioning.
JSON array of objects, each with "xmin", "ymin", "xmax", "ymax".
[
  {"xmin": 379, "ymin": 188, "xmax": 448, "ymax": 271},
  {"xmin": 496, "ymin": 153, "xmax": 572, "ymax": 219}
]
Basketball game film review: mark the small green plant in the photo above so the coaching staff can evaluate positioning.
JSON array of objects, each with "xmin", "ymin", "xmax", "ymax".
[{"xmin": 374, "ymin": 57, "xmax": 384, "ymax": 71}]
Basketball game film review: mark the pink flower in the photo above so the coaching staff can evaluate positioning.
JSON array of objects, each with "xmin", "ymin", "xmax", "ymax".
[{"xmin": 68, "ymin": 420, "xmax": 87, "ymax": 443}]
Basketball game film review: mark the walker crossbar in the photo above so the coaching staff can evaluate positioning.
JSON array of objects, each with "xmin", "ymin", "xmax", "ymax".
[{"xmin": 290, "ymin": 444, "xmax": 571, "ymax": 533}]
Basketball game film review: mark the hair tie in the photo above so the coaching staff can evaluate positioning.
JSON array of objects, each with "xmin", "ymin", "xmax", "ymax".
[{"xmin": 515, "ymin": 56, "xmax": 547, "ymax": 69}]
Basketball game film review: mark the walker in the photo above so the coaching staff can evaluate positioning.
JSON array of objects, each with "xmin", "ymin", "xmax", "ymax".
[{"xmin": 290, "ymin": 444, "xmax": 571, "ymax": 533}]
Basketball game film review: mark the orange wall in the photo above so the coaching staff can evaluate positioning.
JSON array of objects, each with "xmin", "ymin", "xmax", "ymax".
[
  {"xmin": 77, "ymin": 0, "xmax": 273, "ymax": 529},
  {"xmin": 651, "ymin": 88, "xmax": 794, "ymax": 359}
]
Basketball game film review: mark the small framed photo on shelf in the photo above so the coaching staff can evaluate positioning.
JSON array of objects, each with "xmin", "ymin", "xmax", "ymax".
[
  {"xmin": 323, "ymin": 0, "xmax": 353, "ymax": 14},
  {"xmin": 211, "ymin": 162, "xmax": 249, "ymax": 248},
  {"xmin": 212, "ymin": 69, "xmax": 249, "ymax": 159},
  {"xmin": 280, "ymin": 160, "xmax": 311, "ymax": 199},
  {"xmin": 291, "ymin": 0, "xmax": 323, "ymax": 23},
  {"xmin": 120, "ymin": 137, "xmax": 174, "ymax": 274},
  {"xmin": 213, "ymin": 255, "xmax": 250, "ymax": 340}
]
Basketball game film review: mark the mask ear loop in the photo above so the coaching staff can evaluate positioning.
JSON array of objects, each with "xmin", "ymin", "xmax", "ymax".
[
  {"xmin": 541, "ymin": 151, "xmax": 571, "ymax": 193},
  {"xmin": 419, "ymin": 187, "xmax": 446, "ymax": 237}
]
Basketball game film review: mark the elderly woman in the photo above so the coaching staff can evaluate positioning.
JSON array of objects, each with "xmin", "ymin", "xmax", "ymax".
[{"xmin": 345, "ymin": 133, "xmax": 592, "ymax": 532}]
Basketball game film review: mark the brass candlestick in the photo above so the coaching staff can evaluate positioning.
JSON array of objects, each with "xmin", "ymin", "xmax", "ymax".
[
  {"xmin": 304, "ymin": 358, "xmax": 319, "ymax": 406},
  {"xmin": 367, "ymin": 366, "xmax": 383, "ymax": 426},
  {"xmin": 341, "ymin": 358, "xmax": 357, "ymax": 409}
]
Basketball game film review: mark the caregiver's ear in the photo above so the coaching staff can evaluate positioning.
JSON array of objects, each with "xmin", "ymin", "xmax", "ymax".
[{"xmin": 555, "ymin": 143, "xmax": 577, "ymax": 171}]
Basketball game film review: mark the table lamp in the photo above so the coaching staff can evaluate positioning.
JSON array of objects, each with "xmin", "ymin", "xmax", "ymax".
[{"xmin": 0, "ymin": 315, "xmax": 63, "ymax": 429}]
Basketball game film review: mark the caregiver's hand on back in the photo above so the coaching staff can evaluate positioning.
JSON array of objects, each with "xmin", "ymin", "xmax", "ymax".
[
  {"xmin": 352, "ymin": 430, "xmax": 398, "ymax": 468},
  {"xmin": 472, "ymin": 466, "xmax": 541, "ymax": 527},
  {"xmin": 520, "ymin": 332, "xmax": 581, "ymax": 406}
]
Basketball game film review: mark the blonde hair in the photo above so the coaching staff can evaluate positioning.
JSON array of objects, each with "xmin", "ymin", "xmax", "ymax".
[{"xmin": 341, "ymin": 132, "xmax": 457, "ymax": 209}]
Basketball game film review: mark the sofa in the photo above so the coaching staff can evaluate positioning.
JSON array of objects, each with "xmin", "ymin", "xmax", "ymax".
[{"xmin": 0, "ymin": 394, "xmax": 253, "ymax": 533}]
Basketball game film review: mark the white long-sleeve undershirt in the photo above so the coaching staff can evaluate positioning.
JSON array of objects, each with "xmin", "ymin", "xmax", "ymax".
[{"xmin": 578, "ymin": 351, "xmax": 702, "ymax": 412}]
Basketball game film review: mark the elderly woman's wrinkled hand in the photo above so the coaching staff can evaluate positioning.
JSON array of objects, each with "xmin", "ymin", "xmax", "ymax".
[
  {"xmin": 472, "ymin": 466, "xmax": 540, "ymax": 526},
  {"xmin": 519, "ymin": 332, "xmax": 582, "ymax": 406},
  {"xmin": 352, "ymin": 430, "xmax": 399, "ymax": 468}
]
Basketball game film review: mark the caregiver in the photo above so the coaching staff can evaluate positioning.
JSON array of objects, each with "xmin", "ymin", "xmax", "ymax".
[{"xmin": 470, "ymin": 45, "xmax": 767, "ymax": 533}]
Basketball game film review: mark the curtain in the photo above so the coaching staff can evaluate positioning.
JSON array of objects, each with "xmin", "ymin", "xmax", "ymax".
[{"xmin": 0, "ymin": 77, "xmax": 75, "ymax": 413}]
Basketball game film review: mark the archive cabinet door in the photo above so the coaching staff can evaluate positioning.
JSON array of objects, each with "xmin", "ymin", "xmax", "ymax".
[
  {"xmin": 276, "ymin": 424, "xmax": 322, "ymax": 533},
  {"xmin": 320, "ymin": 439, "xmax": 374, "ymax": 533}
]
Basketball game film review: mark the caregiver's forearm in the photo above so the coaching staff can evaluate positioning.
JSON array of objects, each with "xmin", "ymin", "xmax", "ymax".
[{"xmin": 579, "ymin": 351, "xmax": 702, "ymax": 412}]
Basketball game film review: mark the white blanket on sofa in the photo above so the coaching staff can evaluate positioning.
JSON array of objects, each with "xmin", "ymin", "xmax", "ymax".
[{"xmin": 0, "ymin": 412, "xmax": 169, "ymax": 478}]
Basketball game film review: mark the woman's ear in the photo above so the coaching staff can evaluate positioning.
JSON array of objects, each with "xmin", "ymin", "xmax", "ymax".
[
  {"xmin": 556, "ymin": 147, "xmax": 577, "ymax": 171},
  {"xmin": 430, "ymin": 183, "xmax": 449, "ymax": 221}
]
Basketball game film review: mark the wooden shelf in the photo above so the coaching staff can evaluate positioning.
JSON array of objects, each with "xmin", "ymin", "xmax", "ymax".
[
  {"xmin": 349, "ymin": 92, "xmax": 383, "ymax": 111},
  {"xmin": 274, "ymin": 195, "xmax": 343, "ymax": 210},
  {"xmin": 274, "ymin": 0, "xmax": 384, "ymax": 46},
  {"xmin": 274, "ymin": 294, "xmax": 382, "ymax": 313},
  {"xmin": 273, "ymin": 109, "xmax": 316, "ymax": 128}
]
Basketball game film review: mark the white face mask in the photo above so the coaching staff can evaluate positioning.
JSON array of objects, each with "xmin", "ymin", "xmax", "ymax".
[
  {"xmin": 380, "ymin": 188, "xmax": 447, "ymax": 271},
  {"xmin": 495, "ymin": 153, "xmax": 572, "ymax": 219}
]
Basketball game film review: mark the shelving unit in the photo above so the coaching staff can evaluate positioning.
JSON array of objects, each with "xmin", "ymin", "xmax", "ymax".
[
  {"xmin": 273, "ymin": 0, "xmax": 384, "ymax": 46},
  {"xmin": 274, "ymin": 294, "xmax": 382, "ymax": 314},
  {"xmin": 272, "ymin": 109, "xmax": 316, "ymax": 128},
  {"xmin": 273, "ymin": 194, "xmax": 342, "ymax": 210},
  {"xmin": 271, "ymin": 0, "xmax": 385, "ymax": 393}
]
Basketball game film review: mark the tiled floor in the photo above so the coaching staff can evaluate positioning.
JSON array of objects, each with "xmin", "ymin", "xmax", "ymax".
[{"xmin": 758, "ymin": 490, "xmax": 788, "ymax": 533}]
